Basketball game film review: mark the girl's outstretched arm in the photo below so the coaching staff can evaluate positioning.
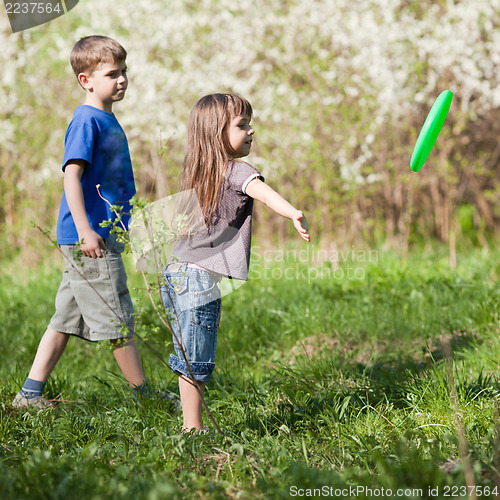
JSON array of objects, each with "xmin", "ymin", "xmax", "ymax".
[{"xmin": 246, "ymin": 178, "xmax": 310, "ymax": 242}]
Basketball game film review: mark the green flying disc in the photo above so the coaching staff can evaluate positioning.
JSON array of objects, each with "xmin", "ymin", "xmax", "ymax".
[{"xmin": 410, "ymin": 90, "xmax": 453, "ymax": 172}]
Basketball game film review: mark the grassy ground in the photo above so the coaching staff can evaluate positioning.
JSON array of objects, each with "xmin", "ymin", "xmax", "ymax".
[{"xmin": 1, "ymin": 242, "xmax": 500, "ymax": 499}]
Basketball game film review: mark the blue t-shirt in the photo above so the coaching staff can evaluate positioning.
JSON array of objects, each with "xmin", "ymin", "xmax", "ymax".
[{"xmin": 56, "ymin": 105, "xmax": 136, "ymax": 244}]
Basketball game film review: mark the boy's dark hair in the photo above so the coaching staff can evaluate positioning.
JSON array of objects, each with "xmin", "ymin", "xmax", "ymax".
[{"xmin": 70, "ymin": 35, "xmax": 127, "ymax": 78}]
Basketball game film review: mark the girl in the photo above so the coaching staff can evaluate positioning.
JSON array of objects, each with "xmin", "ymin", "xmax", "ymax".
[{"xmin": 161, "ymin": 93, "xmax": 309, "ymax": 433}]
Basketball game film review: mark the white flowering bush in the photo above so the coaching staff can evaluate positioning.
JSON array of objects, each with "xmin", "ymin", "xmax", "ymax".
[{"xmin": 1, "ymin": 0, "xmax": 499, "ymax": 256}]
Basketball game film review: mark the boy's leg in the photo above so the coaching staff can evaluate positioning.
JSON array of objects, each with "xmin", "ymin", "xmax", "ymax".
[
  {"xmin": 111, "ymin": 338, "xmax": 146, "ymax": 388},
  {"xmin": 179, "ymin": 375, "xmax": 204, "ymax": 431},
  {"xmin": 27, "ymin": 328, "xmax": 70, "ymax": 382},
  {"xmin": 13, "ymin": 328, "xmax": 69, "ymax": 408}
]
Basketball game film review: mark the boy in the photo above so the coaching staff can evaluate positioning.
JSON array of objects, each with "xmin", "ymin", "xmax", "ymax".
[{"xmin": 13, "ymin": 35, "xmax": 150, "ymax": 408}]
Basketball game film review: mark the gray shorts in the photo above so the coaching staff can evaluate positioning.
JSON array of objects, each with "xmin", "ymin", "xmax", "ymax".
[{"xmin": 48, "ymin": 234, "xmax": 135, "ymax": 342}]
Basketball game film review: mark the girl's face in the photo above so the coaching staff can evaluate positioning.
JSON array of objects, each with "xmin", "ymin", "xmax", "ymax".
[{"xmin": 227, "ymin": 114, "xmax": 254, "ymax": 158}]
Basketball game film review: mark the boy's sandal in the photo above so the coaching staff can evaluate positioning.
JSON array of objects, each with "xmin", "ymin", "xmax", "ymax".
[
  {"xmin": 159, "ymin": 391, "xmax": 181, "ymax": 412},
  {"xmin": 12, "ymin": 392, "xmax": 57, "ymax": 410},
  {"xmin": 133, "ymin": 387, "xmax": 181, "ymax": 412}
]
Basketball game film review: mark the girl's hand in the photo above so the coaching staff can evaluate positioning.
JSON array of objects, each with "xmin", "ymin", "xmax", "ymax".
[
  {"xmin": 293, "ymin": 211, "xmax": 310, "ymax": 242},
  {"xmin": 245, "ymin": 178, "xmax": 310, "ymax": 241}
]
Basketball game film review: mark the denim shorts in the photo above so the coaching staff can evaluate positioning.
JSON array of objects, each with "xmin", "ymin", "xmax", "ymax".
[
  {"xmin": 161, "ymin": 263, "xmax": 221, "ymax": 383},
  {"xmin": 47, "ymin": 233, "xmax": 135, "ymax": 342}
]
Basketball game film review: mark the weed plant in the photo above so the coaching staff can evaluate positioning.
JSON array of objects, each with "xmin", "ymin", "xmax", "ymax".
[{"xmin": 1, "ymin": 244, "xmax": 499, "ymax": 499}]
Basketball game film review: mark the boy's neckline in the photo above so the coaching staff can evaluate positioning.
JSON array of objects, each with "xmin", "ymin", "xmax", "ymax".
[{"xmin": 79, "ymin": 103, "xmax": 115, "ymax": 116}]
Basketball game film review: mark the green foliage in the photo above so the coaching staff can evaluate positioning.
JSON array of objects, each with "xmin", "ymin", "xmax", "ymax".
[
  {"xmin": 1, "ymin": 244, "xmax": 500, "ymax": 498},
  {"xmin": 1, "ymin": 0, "xmax": 500, "ymax": 257}
]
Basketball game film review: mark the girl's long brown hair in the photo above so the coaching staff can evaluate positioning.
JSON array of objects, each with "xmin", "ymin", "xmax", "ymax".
[{"xmin": 180, "ymin": 93, "xmax": 253, "ymax": 225}]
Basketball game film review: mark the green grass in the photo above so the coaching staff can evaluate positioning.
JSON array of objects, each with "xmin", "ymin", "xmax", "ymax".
[{"xmin": 1, "ymin": 243, "xmax": 500, "ymax": 499}]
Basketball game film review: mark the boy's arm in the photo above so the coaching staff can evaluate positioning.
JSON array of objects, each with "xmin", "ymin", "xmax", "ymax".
[
  {"xmin": 64, "ymin": 160, "xmax": 107, "ymax": 258},
  {"xmin": 245, "ymin": 178, "xmax": 310, "ymax": 242}
]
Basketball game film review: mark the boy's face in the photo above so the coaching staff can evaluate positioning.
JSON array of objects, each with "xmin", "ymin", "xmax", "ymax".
[
  {"xmin": 227, "ymin": 115, "xmax": 254, "ymax": 158},
  {"xmin": 80, "ymin": 60, "xmax": 128, "ymax": 112}
]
